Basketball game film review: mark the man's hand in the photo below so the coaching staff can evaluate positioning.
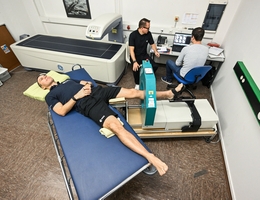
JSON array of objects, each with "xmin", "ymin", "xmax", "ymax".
[
  {"xmin": 132, "ymin": 62, "xmax": 140, "ymax": 71},
  {"xmin": 80, "ymin": 80, "xmax": 92, "ymax": 86},
  {"xmin": 154, "ymin": 51, "xmax": 160, "ymax": 58},
  {"xmin": 52, "ymin": 83, "xmax": 92, "ymax": 116},
  {"xmin": 74, "ymin": 84, "xmax": 92, "ymax": 100}
]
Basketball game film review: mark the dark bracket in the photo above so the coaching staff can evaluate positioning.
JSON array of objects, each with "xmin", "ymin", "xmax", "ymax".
[{"xmin": 182, "ymin": 100, "xmax": 201, "ymax": 132}]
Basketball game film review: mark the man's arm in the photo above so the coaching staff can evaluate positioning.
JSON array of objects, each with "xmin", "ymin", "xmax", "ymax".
[
  {"xmin": 53, "ymin": 83, "xmax": 92, "ymax": 116},
  {"xmin": 176, "ymin": 48, "xmax": 186, "ymax": 66},
  {"xmin": 148, "ymin": 32, "xmax": 160, "ymax": 58},
  {"xmin": 129, "ymin": 32, "xmax": 141, "ymax": 71},
  {"xmin": 53, "ymin": 100, "xmax": 77, "ymax": 116},
  {"xmin": 129, "ymin": 46, "xmax": 136, "ymax": 63},
  {"xmin": 176, "ymin": 54, "xmax": 184, "ymax": 66},
  {"xmin": 150, "ymin": 43, "xmax": 160, "ymax": 58},
  {"xmin": 129, "ymin": 46, "xmax": 140, "ymax": 72}
]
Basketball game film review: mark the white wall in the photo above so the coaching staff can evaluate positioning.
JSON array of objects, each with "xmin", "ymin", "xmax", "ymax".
[
  {"xmin": 2, "ymin": 0, "xmax": 260, "ymax": 199},
  {"xmin": 212, "ymin": 0, "xmax": 260, "ymax": 199},
  {"xmin": 1, "ymin": 0, "xmax": 234, "ymax": 43},
  {"xmin": 0, "ymin": 0, "xmax": 36, "ymax": 40}
]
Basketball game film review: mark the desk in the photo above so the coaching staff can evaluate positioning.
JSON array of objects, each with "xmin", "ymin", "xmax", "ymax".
[{"xmin": 150, "ymin": 46, "xmax": 225, "ymax": 87}]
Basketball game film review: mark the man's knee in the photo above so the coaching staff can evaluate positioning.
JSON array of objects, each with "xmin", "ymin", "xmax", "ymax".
[
  {"xmin": 126, "ymin": 88, "xmax": 141, "ymax": 99},
  {"xmin": 104, "ymin": 116, "xmax": 123, "ymax": 130},
  {"xmin": 166, "ymin": 59, "xmax": 172, "ymax": 67}
]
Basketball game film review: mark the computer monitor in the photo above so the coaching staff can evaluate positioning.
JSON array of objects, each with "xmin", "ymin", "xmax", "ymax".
[{"xmin": 173, "ymin": 33, "xmax": 192, "ymax": 46}]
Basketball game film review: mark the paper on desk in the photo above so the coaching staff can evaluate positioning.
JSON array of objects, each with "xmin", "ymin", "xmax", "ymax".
[
  {"xmin": 208, "ymin": 52, "xmax": 225, "ymax": 59},
  {"xmin": 209, "ymin": 47, "xmax": 224, "ymax": 56},
  {"xmin": 150, "ymin": 47, "xmax": 168, "ymax": 53},
  {"xmin": 157, "ymin": 47, "xmax": 167, "ymax": 51}
]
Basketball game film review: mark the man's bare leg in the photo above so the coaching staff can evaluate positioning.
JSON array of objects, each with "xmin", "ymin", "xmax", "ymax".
[
  {"xmin": 156, "ymin": 83, "xmax": 184, "ymax": 99},
  {"xmin": 103, "ymin": 116, "xmax": 168, "ymax": 176},
  {"xmin": 116, "ymin": 83, "xmax": 184, "ymax": 100}
]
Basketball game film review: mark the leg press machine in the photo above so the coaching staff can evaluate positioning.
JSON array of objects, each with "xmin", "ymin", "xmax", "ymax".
[{"xmin": 125, "ymin": 60, "xmax": 219, "ymax": 141}]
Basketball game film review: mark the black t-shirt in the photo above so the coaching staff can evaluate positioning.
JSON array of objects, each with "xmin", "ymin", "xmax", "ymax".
[
  {"xmin": 45, "ymin": 80, "xmax": 121, "ymax": 122},
  {"xmin": 129, "ymin": 29, "xmax": 154, "ymax": 58},
  {"xmin": 45, "ymin": 79, "xmax": 83, "ymax": 109}
]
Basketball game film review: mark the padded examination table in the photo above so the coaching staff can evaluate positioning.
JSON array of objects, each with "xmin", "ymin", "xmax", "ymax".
[
  {"xmin": 17, "ymin": 34, "xmax": 121, "ymax": 59},
  {"xmin": 11, "ymin": 34, "xmax": 126, "ymax": 84},
  {"xmin": 48, "ymin": 68, "xmax": 150, "ymax": 200}
]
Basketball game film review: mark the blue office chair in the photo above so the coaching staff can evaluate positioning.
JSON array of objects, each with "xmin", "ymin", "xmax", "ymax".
[{"xmin": 168, "ymin": 65, "xmax": 212, "ymax": 99}]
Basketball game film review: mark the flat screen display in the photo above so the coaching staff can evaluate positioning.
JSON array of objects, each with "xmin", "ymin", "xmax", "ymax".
[{"xmin": 173, "ymin": 33, "xmax": 192, "ymax": 46}]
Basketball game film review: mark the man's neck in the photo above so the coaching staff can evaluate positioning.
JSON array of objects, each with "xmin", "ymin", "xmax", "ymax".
[
  {"xmin": 138, "ymin": 28, "xmax": 144, "ymax": 35},
  {"xmin": 193, "ymin": 40, "xmax": 202, "ymax": 45},
  {"xmin": 46, "ymin": 81, "xmax": 58, "ymax": 90}
]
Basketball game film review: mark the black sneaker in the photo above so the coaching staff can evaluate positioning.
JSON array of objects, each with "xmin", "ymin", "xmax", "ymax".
[{"xmin": 161, "ymin": 77, "xmax": 172, "ymax": 85}]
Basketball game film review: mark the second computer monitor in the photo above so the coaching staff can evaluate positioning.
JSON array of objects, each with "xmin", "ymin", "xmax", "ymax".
[{"xmin": 173, "ymin": 33, "xmax": 192, "ymax": 46}]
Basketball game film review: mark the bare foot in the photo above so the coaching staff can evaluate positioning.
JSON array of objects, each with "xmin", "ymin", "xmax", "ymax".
[
  {"xmin": 147, "ymin": 153, "xmax": 168, "ymax": 176},
  {"xmin": 175, "ymin": 83, "xmax": 184, "ymax": 92},
  {"xmin": 168, "ymin": 83, "xmax": 184, "ymax": 99}
]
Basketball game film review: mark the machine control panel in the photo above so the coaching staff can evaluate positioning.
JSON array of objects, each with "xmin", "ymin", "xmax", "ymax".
[{"xmin": 87, "ymin": 26, "xmax": 101, "ymax": 37}]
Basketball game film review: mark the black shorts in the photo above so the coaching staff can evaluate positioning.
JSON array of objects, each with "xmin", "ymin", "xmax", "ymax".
[{"xmin": 78, "ymin": 86, "xmax": 121, "ymax": 127}]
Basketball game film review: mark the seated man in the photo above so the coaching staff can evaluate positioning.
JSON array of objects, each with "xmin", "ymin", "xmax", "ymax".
[
  {"xmin": 129, "ymin": 18, "xmax": 160, "ymax": 90},
  {"xmin": 161, "ymin": 27, "xmax": 209, "ymax": 84},
  {"xmin": 37, "ymin": 73, "xmax": 185, "ymax": 176}
]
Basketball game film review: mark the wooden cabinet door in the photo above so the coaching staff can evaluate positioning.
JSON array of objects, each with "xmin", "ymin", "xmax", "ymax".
[{"xmin": 0, "ymin": 24, "xmax": 21, "ymax": 71}]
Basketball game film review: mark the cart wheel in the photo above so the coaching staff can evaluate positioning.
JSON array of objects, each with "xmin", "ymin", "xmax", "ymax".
[
  {"xmin": 204, "ymin": 136, "xmax": 211, "ymax": 143},
  {"xmin": 143, "ymin": 165, "xmax": 157, "ymax": 175}
]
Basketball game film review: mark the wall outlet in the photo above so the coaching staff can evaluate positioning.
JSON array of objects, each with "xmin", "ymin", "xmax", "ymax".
[{"xmin": 175, "ymin": 16, "xmax": 179, "ymax": 22}]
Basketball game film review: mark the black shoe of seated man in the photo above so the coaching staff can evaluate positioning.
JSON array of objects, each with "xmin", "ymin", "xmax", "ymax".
[{"xmin": 161, "ymin": 77, "xmax": 173, "ymax": 85}]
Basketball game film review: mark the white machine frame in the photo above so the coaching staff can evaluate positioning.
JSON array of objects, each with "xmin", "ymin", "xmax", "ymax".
[
  {"xmin": 128, "ymin": 100, "xmax": 218, "ymax": 140},
  {"xmin": 11, "ymin": 13, "xmax": 127, "ymax": 84},
  {"xmin": 111, "ymin": 99, "xmax": 219, "ymax": 141},
  {"xmin": 11, "ymin": 34, "xmax": 126, "ymax": 85},
  {"xmin": 86, "ymin": 13, "xmax": 124, "ymax": 43}
]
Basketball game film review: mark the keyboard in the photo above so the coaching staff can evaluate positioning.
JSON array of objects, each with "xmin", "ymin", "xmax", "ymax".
[{"xmin": 172, "ymin": 45, "xmax": 185, "ymax": 52}]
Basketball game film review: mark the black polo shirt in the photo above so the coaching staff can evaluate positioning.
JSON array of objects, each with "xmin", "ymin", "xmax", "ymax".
[
  {"xmin": 129, "ymin": 29, "xmax": 155, "ymax": 58},
  {"xmin": 45, "ymin": 79, "xmax": 83, "ymax": 109}
]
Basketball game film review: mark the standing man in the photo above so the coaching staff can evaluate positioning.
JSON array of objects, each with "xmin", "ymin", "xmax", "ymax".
[
  {"xmin": 129, "ymin": 18, "xmax": 160, "ymax": 90},
  {"xmin": 161, "ymin": 27, "xmax": 209, "ymax": 84}
]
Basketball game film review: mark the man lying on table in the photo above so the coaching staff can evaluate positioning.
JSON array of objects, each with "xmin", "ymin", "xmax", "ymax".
[{"xmin": 37, "ymin": 73, "xmax": 185, "ymax": 176}]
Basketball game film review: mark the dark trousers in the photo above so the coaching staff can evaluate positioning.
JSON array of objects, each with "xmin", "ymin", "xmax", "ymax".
[{"xmin": 131, "ymin": 54, "xmax": 158, "ymax": 84}]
